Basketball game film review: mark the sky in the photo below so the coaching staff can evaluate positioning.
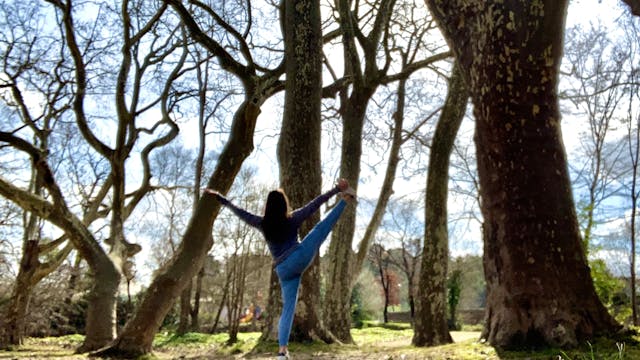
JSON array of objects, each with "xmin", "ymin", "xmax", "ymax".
[
  {"xmin": 118, "ymin": 0, "xmax": 640, "ymax": 285},
  {"xmin": 2, "ymin": 0, "xmax": 634, "ymax": 285}
]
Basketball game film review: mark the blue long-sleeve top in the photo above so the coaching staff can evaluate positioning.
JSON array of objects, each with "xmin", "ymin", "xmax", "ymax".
[{"xmin": 215, "ymin": 186, "xmax": 340, "ymax": 265}]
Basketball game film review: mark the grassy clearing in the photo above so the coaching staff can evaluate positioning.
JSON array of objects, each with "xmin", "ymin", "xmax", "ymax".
[{"xmin": 1, "ymin": 324, "xmax": 638, "ymax": 359}]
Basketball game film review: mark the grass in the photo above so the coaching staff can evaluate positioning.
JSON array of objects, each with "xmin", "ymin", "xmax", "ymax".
[{"xmin": 1, "ymin": 324, "xmax": 639, "ymax": 359}]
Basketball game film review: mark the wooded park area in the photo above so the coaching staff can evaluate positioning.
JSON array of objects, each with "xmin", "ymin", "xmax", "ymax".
[{"xmin": 1, "ymin": 0, "xmax": 640, "ymax": 358}]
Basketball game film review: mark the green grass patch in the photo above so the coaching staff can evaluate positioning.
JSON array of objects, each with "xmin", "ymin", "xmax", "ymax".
[
  {"xmin": 152, "ymin": 331, "xmax": 261, "ymax": 356},
  {"xmin": 1, "ymin": 334, "xmax": 86, "ymax": 359},
  {"xmin": 2, "ymin": 327, "xmax": 639, "ymax": 359}
]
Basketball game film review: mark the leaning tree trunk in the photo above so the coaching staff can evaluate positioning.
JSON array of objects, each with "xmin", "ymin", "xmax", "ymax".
[
  {"xmin": 425, "ymin": 0, "xmax": 621, "ymax": 348},
  {"xmin": 322, "ymin": 99, "xmax": 365, "ymax": 343},
  {"xmin": 93, "ymin": 100, "xmax": 261, "ymax": 358},
  {"xmin": 413, "ymin": 62, "xmax": 468, "ymax": 346},
  {"xmin": 275, "ymin": 0, "xmax": 335, "ymax": 345}
]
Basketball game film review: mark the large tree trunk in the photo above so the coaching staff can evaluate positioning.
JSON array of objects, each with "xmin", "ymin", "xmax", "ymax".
[
  {"xmin": 275, "ymin": 0, "xmax": 335, "ymax": 345},
  {"xmin": 79, "ymin": 262, "xmax": 121, "ymax": 353},
  {"xmin": 93, "ymin": 101, "xmax": 261, "ymax": 358},
  {"xmin": 324, "ymin": 74, "xmax": 405, "ymax": 341},
  {"xmin": 424, "ymin": 0, "xmax": 621, "ymax": 348},
  {"xmin": 413, "ymin": 62, "xmax": 468, "ymax": 346}
]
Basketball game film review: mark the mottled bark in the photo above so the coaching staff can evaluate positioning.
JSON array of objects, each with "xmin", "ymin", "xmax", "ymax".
[
  {"xmin": 276, "ymin": 0, "xmax": 334, "ymax": 344},
  {"xmin": 413, "ymin": 62, "xmax": 468, "ymax": 347},
  {"xmin": 323, "ymin": 98, "xmax": 366, "ymax": 343},
  {"xmin": 425, "ymin": 0, "xmax": 620, "ymax": 348}
]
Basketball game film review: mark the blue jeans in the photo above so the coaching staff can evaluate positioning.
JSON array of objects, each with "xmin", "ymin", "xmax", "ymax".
[{"xmin": 274, "ymin": 199, "xmax": 347, "ymax": 347}]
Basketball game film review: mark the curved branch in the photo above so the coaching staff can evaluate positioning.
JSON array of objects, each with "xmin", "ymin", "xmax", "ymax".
[
  {"xmin": 164, "ymin": 0, "xmax": 253, "ymax": 82},
  {"xmin": 0, "ymin": 131, "xmax": 42, "ymax": 159},
  {"xmin": 0, "ymin": 176, "xmax": 107, "ymax": 270},
  {"xmin": 38, "ymin": 234, "xmax": 68, "ymax": 253},
  {"xmin": 33, "ymin": 240, "xmax": 74, "ymax": 283},
  {"xmin": 50, "ymin": 0, "xmax": 113, "ymax": 158},
  {"xmin": 130, "ymin": 2, "xmax": 169, "ymax": 44},
  {"xmin": 189, "ymin": 0, "xmax": 254, "ymax": 66},
  {"xmin": 381, "ymin": 51, "xmax": 452, "ymax": 84}
]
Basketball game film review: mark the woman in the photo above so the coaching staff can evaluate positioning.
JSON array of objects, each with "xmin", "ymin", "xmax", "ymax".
[{"xmin": 205, "ymin": 179, "xmax": 355, "ymax": 359}]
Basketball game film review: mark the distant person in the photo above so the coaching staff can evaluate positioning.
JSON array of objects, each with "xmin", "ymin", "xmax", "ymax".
[
  {"xmin": 240, "ymin": 304, "xmax": 254, "ymax": 323},
  {"xmin": 254, "ymin": 304, "xmax": 262, "ymax": 320},
  {"xmin": 205, "ymin": 179, "xmax": 356, "ymax": 360}
]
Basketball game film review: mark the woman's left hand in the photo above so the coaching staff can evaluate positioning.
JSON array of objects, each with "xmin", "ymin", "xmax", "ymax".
[
  {"xmin": 204, "ymin": 188, "xmax": 221, "ymax": 197},
  {"xmin": 337, "ymin": 178, "xmax": 349, "ymax": 191}
]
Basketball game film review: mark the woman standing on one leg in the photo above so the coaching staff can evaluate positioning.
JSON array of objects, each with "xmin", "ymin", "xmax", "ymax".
[{"xmin": 205, "ymin": 179, "xmax": 356, "ymax": 360}]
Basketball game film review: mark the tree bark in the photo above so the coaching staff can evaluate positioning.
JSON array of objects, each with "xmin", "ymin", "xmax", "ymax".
[
  {"xmin": 424, "ymin": 0, "xmax": 621, "ymax": 348},
  {"xmin": 413, "ymin": 62, "xmax": 468, "ymax": 346},
  {"xmin": 177, "ymin": 280, "xmax": 192, "ymax": 335},
  {"xmin": 260, "ymin": 266, "xmax": 282, "ymax": 342},
  {"xmin": 275, "ymin": 0, "xmax": 334, "ymax": 345},
  {"xmin": 191, "ymin": 266, "xmax": 205, "ymax": 331}
]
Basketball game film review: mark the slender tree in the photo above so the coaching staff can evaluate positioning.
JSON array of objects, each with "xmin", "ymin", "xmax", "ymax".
[
  {"xmin": 424, "ymin": 0, "xmax": 620, "ymax": 348},
  {"xmin": 619, "ymin": 11, "xmax": 640, "ymax": 326},
  {"xmin": 413, "ymin": 61, "xmax": 468, "ymax": 346},
  {"xmin": 562, "ymin": 23, "xmax": 628, "ymax": 255},
  {"xmin": 323, "ymin": 0, "xmax": 449, "ymax": 341},
  {"xmin": 367, "ymin": 244, "xmax": 394, "ymax": 323},
  {"xmin": 385, "ymin": 199, "xmax": 423, "ymax": 320}
]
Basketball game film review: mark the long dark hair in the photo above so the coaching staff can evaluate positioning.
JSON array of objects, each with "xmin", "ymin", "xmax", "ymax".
[{"xmin": 262, "ymin": 189, "xmax": 290, "ymax": 242}]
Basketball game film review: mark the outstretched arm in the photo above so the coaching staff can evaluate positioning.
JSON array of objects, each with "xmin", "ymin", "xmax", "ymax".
[
  {"xmin": 290, "ymin": 179, "xmax": 349, "ymax": 223},
  {"xmin": 205, "ymin": 189, "xmax": 262, "ymax": 228}
]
